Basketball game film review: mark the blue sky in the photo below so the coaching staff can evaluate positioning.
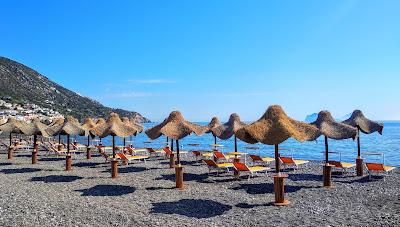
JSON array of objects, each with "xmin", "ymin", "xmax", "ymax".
[{"xmin": 1, "ymin": 0, "xmax": 399, "ymax": 122}]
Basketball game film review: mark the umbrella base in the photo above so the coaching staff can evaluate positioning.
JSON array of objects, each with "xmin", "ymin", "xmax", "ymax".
[
  {"xmin": 356, "ymin": 157, "xmax": 363, "ymax": 176},
  {"xmin": 169, "ymin": 154, "xmax": 175, "ymax": 168},
  {"xmin": 175, "ymin": 165, "xmax": 184, "ymax": 189},
  {"xmin": 323, "ymin": 164, "xmax": 334, "ymax": 188},
  {"xmin": 65, "ymin": 155, "xmax": 72, "ymax": 171},
  {"xmin": 32, "ymin": 151, "xmax": 38, "ymax": 164},
  {"xmin": 86, "ymin": 147, "xmax": 91, "ymax": 160},
  {"xmin": 111, "ymin": 160, "xmax": 118, "ymax": 178},
  {"xmin": 271, "ymin": 173, "xmax": 289, "ymax": 206},
  {"xmin": 7, "ymin": 147, "xmax": 13, "ymax": 160}
]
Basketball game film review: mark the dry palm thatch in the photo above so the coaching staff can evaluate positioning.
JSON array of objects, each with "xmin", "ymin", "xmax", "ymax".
[
  {"xmin": 145, "ymin": 111, "xmax": 206, "ymax": 140},
  {"xmin": 211, "ymin": 114, "xmax": 247, "ymax": 140},
  {"xmin": 91, "ymin": 113, "xmax": 138, "ymax": 138},
  {"xmin": 80, "ymin": 118, "xmax": 97, "ymax": 137},
  {"xmin": 236, "ymin": 105, "xmax": 321, "ymax": 145},
  {"xmin": 0, "ymin": 117, "xmax": 24, "ymax": 134},
  {"xmin": 311, "ymin": 111, "xmax": 358, "ymax": 140},
  {"xmin": 122, "ymin": 117, "xmax": 143, "ymax": 135},
  {"xmin": 45, "ymin": 116, "xmax": 85, "ymax": 136},
  {"xmin": 0, "ymin": 118, "xmax": 7, "ymax": 125},
  {"xmin": 96, "ymin": 118, "xmax": 106, "ymax": 125},
  {"xmin": 18, "ymin": 118, "xmax": 48, "ymax": 136},
  {"xmin": 129, "ymin": 117, "xmax": 144, "ymax": 132},
  {"xmin": 342, "ymin": 110, "xmax": 383, "ymax": 135},
  {"xmin": 205, "ymin": 117, "xmax": 221, "ymax": 135}
]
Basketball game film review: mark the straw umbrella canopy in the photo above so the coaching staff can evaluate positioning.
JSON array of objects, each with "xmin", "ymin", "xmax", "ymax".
[
  {"xmin": 205, "ymin": 117, "xmax": 221, "ymax": 145},
  {"xmin": 45, "ymin": 116, "xmax": 85, "ymax": 155},
  {"xmin": 0, "ymin": 117, "xmax": 24, "ymax": 147},
  {"xmin": 211, "ymin": 113, "xmax": 249, "ymax": 152},
  {"xmin": 47, "ymin": 118, "xmax": 65, "ymax": 146},
  {"xmin": 145, "ymin": 111, "xmax": 206, "ymax": 164},
  {"xmin": 81, "ymin": 117, "xmax": 97, "ymax": 146},
  {"xmin": 342, "ymin": 110, "xmax": 384, "ymax": 176},
  {"xmin": 121, "ymin": 117, "xmax": 143, "ymax": 147},
  {"xmin": 91, "ymin": 113, "xmax": 139, "ymax": 158},
  {"xmin": 236, "ymin": 105, "xmax": 320, "ymax": 173},
  {"xmin": 310, "ymin": 111, "xmax": 358, "ymax": 164},
  {"xmin": 18, "ymin": 118, "xmax": 49, "ymax": 163},
  {"xmin": 0, "ymin": 118, "xmax": 7, "ymax": 125},
  {"xmin": 342, "ymin": 110, "xmax": 384, "ymax": 156},
  {"xmin": 94, "ymin": 118, "xmax": 106, "ymax": 145}
]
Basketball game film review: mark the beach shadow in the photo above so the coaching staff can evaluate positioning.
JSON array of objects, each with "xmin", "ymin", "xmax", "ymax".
[
  {"xmin": 289, "ymin": 173, "xmax": 322, "ymax": 182},
  {"xmin": 146, "ymin": 186, "xmax": 175, "ymax": 191},
  {"xmin": 76, "ymin": 185, "xmax": 136, "ymax": 196},
  {"xmin": 73, "ymin": 162, "xmax": 102, "ymax": 168},
  {"xmin": 231, "ymin": 182, "xmax": 309, "ymax": 194},
  {"xmin": 31, "ymin": 175, "xmax": 83, "ymax": 183},
  {"xmin": 39, "ymin": 157, "xmax": 65, "ymax": 162},
  {"xmin": 336, "ymin": 175, "xmax": 383, "ymax": 184},
  {"xmin": 14, "ymin": 154, "xmax": 32, "ymax": 158},
  {"xmin": 0, "ymin": 163, "xmax": 12, "ymax": 166},
  {"xmin": 150, "ymin": 199, "xmax": 232, "ymax": 219},
  {"xmin": 235, "ymin": 202, "xmax": 274, "ymax": 209},
  {"xmin": 101, "ymin": 166, "xmax": 147, "ymax": 174},
  {"xmin": 0, "ymin": 168, "xmax": 41, "ymax": 174},
  {"xmin": 155, "ymin": 173, "xmax": 209, "ymax": 183}
]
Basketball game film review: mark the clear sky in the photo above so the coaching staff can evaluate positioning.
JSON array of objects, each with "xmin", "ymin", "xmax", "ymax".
[{"xmin": 1, "ymin": 0, "xmax": 399, "ymax": 122}]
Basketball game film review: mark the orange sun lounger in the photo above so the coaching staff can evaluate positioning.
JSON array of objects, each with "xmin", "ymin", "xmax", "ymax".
[
  {"xmin": 365, "ymin": 163, "xmax": 396, "ymax": 180},
  {"xmin": 328, "ymin": 161, "xmax": 356, "ymax": 174},
  {"xmin": 203, "ymin": 159, "xmax": 234, "ymax": 175},
  {"xmin": 233, "ymin": 162, "xmax": 269, "ymax": 180},
  {"xmin": 249, "ymin": 155, "xmax": 275, "ymax": 166},
  {"xmin": 280, "ymin": 156, "xmax": 309, "ymax": 170}
]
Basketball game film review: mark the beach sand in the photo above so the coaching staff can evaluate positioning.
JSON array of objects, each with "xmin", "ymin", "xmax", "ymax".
[{"xmin": 0, "ymin": 146, "xmax": 398, "ymax": 226}]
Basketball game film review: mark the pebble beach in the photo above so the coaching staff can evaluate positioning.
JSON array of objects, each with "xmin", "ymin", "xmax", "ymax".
[{"xmin": 0, "ymin": 146, "xmax": 398, "ymax": 227}]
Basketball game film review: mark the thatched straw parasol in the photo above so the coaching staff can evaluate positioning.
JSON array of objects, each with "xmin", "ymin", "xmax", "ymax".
[
  {"xmin": 94, "ymin": 118, "xmax": 106, "ymax": 145},
  {"xmin": 311, "ymin": 110, "xmax": 357, "ymax": 187},
  {"xmin": 18, "ymin": 118, "xmax": 48, "ymax": 164},
  {"xmin": 206, "ymin": 117, "xmax": 221, "ymax": 145},
  {"xmin": 91, "ymin": 113, "xmax": 139, "ymax": 178},
  {"xmin": 145, "ymin": 111, "xmax": 206, "ymax": 189},
  {"xmin": 0, "ymin": 117, "xmax": 24, "ymax": 159},
  {"xmin": 0, "ymin": 118, "xmax": 7, "ymax": 125},
  {"xmin": 211, "ymin": 114, "xmax": 249, "ymax": 152},
  {"xmin": 342, "ymin": 110, "xmax": 384, "ymax": 176},
  {"xmin": 122, "ymin": 117, "xmax": 143, "ymax": 147},
  {"xmin": 45, "ymin": 116, "xmax": 85, "ymax": 171},
  {"xmin": 236, "ymin": 105, "xmax": 320, "ymax": 205},
  {"xmin": 81, "ymin": 118, "xmax": 97, "ymax": 159}
]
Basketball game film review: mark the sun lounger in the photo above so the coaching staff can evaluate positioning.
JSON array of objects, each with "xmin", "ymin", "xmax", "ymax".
[
  {"xmin": 203, "ymin": 159, "xmax": 234, "ymax": 175},
  {"xmin": 213, "ymin": 151, "xmax": 235, "ymax": 163},
  {"xmin": 365, "ymin": 163, "xmax": 396, "ymax": 180},
  {"xmin": 116, "ymin": 153, "xmax": 148, "ymax": 164},
  {"xmin": 146, "ymin": 148, "xmax": 165, "ymax": 157},
  {"xmin": 233, "ymin": 162, "xmax": 269, "ymax": 180},
  {"xmin": 328, "ymin": 161, "xmax": 356, "ymax": 174},
  {"xmin": 192, "ymin": 151, "xmax": 201, "ymax": 161},
  {"xmin": 249, "ymin": 155, "xmax": 275, "ymax": 166},
  {"xmin": 280, "ymin": 156, "xmax": 309, "ymax": 170}
]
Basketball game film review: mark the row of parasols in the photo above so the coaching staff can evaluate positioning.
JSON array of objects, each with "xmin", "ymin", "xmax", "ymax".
[{"xmin": 0, "ymin": 105, "xmax": 383, "ymax": 205}]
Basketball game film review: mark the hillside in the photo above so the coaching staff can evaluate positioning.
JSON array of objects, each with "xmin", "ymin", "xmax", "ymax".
[{"xmin": 0, "ymin": 56, "xmax": 149, "ymax": 122}]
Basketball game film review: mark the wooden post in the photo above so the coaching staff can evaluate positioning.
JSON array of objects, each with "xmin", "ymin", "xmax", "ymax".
[
  {"xmin": 272, "ymin": 173, "xmax": 289, "ymax": 206},
  {"xmin": 32, "ymin": 134, "xmax": 38, "ymax": 164},
  {"xmin": 324, "ymin": 136, "xmax": 329, "ymax": 163},
  {"xmin": 66, "ymin": 134, "xmax": 72, "ymax": 171},
  {"xmin": 111, "ymin": 136, "xmax": 118, "ymax": 178},
  {"xmin": 214, "ymin": 135, "xmax": 217, "ymax": 145},
  {"xmin": 233, "ymin": 156, "xmax": 240, "ymax": 178},
  {"xmin": 8, "ymin": 147, "xmax": 13, "ymax": 160},
  {"xmin": 175, "ymin": 139, "xmax": 184, "ymax": 189},
  {"xmin": 86, "ymin": 136, "xmax": 91, "ymax": 159},
  {"xmin": 323, "ymin": 164, "xmax": 333, "ymax": 188},
  {"xmin": 356, "ymin": 129, "xmax": 363, "ymax": 176},
  {"xmin": 234, "ymin": 135, "xmax": 238, "ymax": 152},
  {"xmin": 9, "ymin": 133, "xmax": 12, "ymax": 147},
  {"xmin": 274, "ymin": 144, "xmax": 280, "ymax": 173},
  {"xmin": 169, "ymin": 153, "xmax": 175, "ymax": 168}
]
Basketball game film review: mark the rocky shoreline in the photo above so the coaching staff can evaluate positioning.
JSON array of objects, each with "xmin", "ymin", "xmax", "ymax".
[{"xmin": 0, "ymin": 147, "xmax": 398, "ymax": 226}]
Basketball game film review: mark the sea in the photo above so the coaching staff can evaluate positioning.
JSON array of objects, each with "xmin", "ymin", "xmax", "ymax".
[{"xmin": 74, "ymin": 121, "xmax": 400, "ymax": 167}]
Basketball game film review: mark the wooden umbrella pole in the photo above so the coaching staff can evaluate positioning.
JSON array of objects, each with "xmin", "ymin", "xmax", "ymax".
[
  {"xmin": 175, "ymin": 139, "xmax": 183, "ymax": 189},
  {"xmin": 66, "ymin": 134, "xmax": 72, "ymax": 171},
  {"xmin": 275, "ymin": 144, "xmax": 280, "ymax": 173},
  {"xmin": 9, "ymin": 133, "xmax": 12, "ymax": 146},
  {"xmin": 32, "ymin": 134, "xmax": 38, "ymax": 164},
  {"xmin": 356, "ymin": 128, "xmax": 363, "ymax": 176},
  {"xmin": 171, "ymin": 139, "xmax": 174, "ymax": 151},
  {"xmin": 234, "ymin": 135, "xmax": 238, "ymax": 152},
  {"xmin": 86, "ymin": 136, "xmax": 91, "ymax": 160},
  {"xmin": 214, "ymin": 136, "xmax": 217, "ymax": 145},
  {"xmin": 323, "ymin": 135, "xmax": 333, "ymax": 187},
  {"xmin": 111, "ymin": 135, "xmax": 118, "ymax": 178},
  {"xmin": 8, "ymin": 133, "xmax": 13, "ymax": 160}
]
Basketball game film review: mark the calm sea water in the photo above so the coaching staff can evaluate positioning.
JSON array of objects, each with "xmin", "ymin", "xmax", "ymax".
[{"xmin": 74, "ymin": 121, "xmax": 400, "ymax": 167}]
